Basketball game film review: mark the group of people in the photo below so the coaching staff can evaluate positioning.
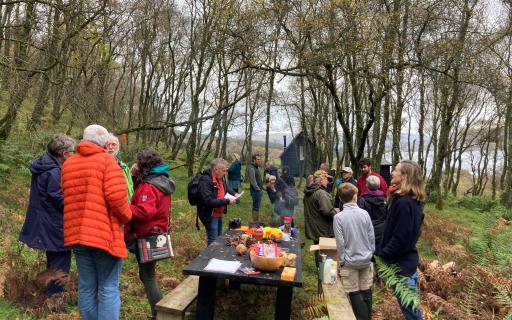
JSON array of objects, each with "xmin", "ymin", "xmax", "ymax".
[
  {"xmin": 304, "ymin": 158, "xmax": 425, "ymax": 320},
  {"xmin": 18, "ymin": 125, "xmax": 424, "ymax": 320},
  {"xmin": 19, "ymin": 125, "xmax": 174, "ymax": 320},
  {"xmin": 225, "ymin": 153, "xmax": 298, "ymax": 225}
]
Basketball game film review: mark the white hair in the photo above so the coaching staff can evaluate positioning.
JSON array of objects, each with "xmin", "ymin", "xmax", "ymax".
[
  {"xmin": 366, "ymin": 175, "xmax": 381, "ymax": 191},
  {"xmin": 83, "ymin": 124, "xmax": 110, "ymax": 147},
  {"xmin": 108, "ymin": 133, "xmax": 119, "ymax": 142},
  {"xmin": 211, "ymin": 158, "xmax": 228, "ymax": 168}
]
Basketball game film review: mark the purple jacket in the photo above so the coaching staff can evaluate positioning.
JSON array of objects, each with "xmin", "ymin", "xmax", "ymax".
[{"xmin": 19, "ymin": 152, "xmax": 69, "ymax": 252}]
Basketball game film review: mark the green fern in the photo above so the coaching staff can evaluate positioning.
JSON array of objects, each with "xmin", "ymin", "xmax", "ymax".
[
  {"xmin": 299, "ymin": 293, "xmax": 330, "ymax": 320},
  {"xmin": 375, "ymin": 256, "xmax": 420, "ymax": 311},
  {"xmin": 459, "ymin": 275, "xmax": 477, "ymax": 316}
]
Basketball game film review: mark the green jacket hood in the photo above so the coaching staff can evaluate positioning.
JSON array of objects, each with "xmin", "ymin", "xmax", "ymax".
[{"xmin": 304, "ymin": 184, "xmax": 322, "ymax": 196}]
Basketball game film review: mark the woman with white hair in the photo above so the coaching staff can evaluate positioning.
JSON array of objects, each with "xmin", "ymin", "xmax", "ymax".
[
  {"xmin": 19, "ymin": 133, "xmax": 76, "ymax": 297},
  {"xmin": 357, "ymin": 175, "xmax": 388, "ymax": 249}
]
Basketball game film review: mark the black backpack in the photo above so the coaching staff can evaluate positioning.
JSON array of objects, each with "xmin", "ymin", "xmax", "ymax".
[{"xmin": 187, "ymin": 171, "xmax": 207, "ymax": 206}]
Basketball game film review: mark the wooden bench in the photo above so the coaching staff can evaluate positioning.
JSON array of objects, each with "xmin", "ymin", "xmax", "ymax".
[
  {"xmin": 311, "ymin": 238, "xmax": 356, "ymax": 320},
  {"xmin": 321, "ymin": 277, "xmax": 356, "ymax": 320},
  {"xmin": 156, "ymin": 275, "xmax": 199, "ymax": 320}
]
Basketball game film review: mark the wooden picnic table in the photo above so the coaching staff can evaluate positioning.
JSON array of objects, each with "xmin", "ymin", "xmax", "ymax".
[{"xmin": 182, "ymin": 229, "xmax": 303, "ymax": 320}]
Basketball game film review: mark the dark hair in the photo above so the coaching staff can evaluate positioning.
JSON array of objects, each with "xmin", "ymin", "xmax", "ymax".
[
  {"xmin": 338, "ymin": 183, "xmax": 358, "ymax": 204},
  {"xmin": 358, "ymin": 158, "xmax": 372, "ymax": 167},
  {"xmin": 47, "ymin": 134, "xmax": 75, "ymax": 158},
  {"xmin": 136, "ymin": 148, "xmax": 162, "ymax": 176},
  {"xmin": 252, "ymin": 153, "xmax": 261, "ymax": 161}
]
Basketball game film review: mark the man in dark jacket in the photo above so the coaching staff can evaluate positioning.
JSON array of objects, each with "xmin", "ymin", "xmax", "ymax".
[
  {"xmin": 248, "ymin": 154, "xmax": 263, "ymax": 222},
  {"xmin": 303, "ymin": 170, "xmax": 339, "ymax": 244},
  {"xmin": 197, "ymin": 158, "xmax": 238, "ymax": 245},
  {"xmin": 19, "ymin": 134, "xmax": 76, "ymax": 296},
  {"xmin": 357, "ymin": 175, "xmax": 387, "ymax": 250}
]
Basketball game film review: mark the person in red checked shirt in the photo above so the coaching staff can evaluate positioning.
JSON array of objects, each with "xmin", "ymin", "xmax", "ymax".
[
  {"xmin": 356, "ymin": 158, "xmax": 388, "ymax": 197},
  {"xmin": 125, "ymin": 148, "xmax": 175, "ymax": 320}
]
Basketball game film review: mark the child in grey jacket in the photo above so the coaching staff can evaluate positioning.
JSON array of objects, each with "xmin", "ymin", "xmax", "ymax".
[{"xmin": 333, "ymin": 183, "xmax": 375, "ymax": 320}]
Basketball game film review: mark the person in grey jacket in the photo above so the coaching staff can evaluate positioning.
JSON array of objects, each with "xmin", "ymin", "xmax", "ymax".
[
  {"xmin": 248, "ymin": 154, "xmax": 263, "ymax": 221},
  {"xmin": 334, "ymin": 183, "xmax": 375, "ymax": 320}
]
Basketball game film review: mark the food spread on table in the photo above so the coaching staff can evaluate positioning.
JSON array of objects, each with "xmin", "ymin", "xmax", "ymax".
[{"xmin": 223, "ymin": 226, "xmax": 298, "ymax": 280}]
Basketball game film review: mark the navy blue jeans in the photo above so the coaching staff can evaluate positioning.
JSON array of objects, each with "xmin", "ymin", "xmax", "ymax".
[
  {"xmin": 250, "ymin": 189, "xmax": 263, "ymax": 212},
  {"xmin": 396, "ymin": 272, "xmax": 423, "ymax": 320},
  {"xmin": 206, "ymin": 217, "xmax": 223, "ymax": 246},
  {"xmin": 73, "ymin": 245, "xmax": 123, "ymax": 320}
]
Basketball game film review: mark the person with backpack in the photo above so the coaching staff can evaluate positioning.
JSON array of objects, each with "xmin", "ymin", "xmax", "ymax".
[
  {"xmin": 273, "ymin": 179, "xmax": 299, "ymax": 224},
  {"xmin": 191, "ymin": 158, "xmax": 238, "ymax": 245},
  {"xmin": 357, "ymin": 175, "xmax": 387, "ymax": 251}
]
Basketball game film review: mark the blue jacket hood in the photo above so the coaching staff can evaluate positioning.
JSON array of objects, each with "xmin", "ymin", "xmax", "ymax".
[
  {"xmin": 149, "ymin": 163, "xmax": 170, "ymax": 176},
  {"xmin": 29, "ymin": 152, "xmax": 61, "ymax": 174}
]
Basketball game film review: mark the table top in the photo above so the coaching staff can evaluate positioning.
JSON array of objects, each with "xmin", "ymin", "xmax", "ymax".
[{"xmin": 183, "ymin": 230, "xmax": 303, "ymax": 288}]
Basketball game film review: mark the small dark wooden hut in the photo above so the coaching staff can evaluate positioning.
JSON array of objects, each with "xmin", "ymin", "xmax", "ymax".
[{"xmin": 279, "ymin": 132, "xmax": 314, "ymax": 177}]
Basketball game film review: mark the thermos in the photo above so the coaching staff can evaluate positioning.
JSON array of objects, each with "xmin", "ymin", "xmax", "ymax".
[{"xmin": 318, "ymin": 253, "xmax": 327, "ymax": 282}]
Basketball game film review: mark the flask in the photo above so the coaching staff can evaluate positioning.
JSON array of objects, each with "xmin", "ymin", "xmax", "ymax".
[{"xmin": 318, "ymin": 253, "xmax": 327, "ymax": 282}]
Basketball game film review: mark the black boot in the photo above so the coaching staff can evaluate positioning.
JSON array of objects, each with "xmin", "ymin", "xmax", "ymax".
[
  {"xmin": 349, "ymin": 291, "xmax": 370, "ymax": 320},
  {"xmin": 361, "ymin": 289, "xmax": 372, "ymax": 320}
]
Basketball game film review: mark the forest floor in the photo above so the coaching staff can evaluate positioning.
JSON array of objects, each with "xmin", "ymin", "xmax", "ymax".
[{"xmin": 0, "ymin": 141, "xmax": 511, "ymax": 319}]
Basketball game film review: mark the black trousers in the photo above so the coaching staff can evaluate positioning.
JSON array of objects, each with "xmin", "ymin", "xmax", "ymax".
[{"xmin": 46, "ymin": 250, "xmax": 71, "ymax": 296}]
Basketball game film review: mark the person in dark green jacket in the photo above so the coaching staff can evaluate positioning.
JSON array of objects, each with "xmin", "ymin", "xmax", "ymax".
[
  {"xmin": 303, "ymin": 170, "xmax": 339, "ymax": 244},
  {"xmin": 106, "ymin": 134, "xmax": 134, "ymax": 201},
  {"xmin": 227, "ymin": 153, "xmax": 242, "ymax": 192}
]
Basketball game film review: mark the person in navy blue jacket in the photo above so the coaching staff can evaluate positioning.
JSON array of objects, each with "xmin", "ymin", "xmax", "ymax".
[
  {"xmin": 376, "ymin": 160, "xmax": 426, "ymax": 320},
  {"xmin": 19, "ymin": 134, "xmax": 76, "ymax": 296}
]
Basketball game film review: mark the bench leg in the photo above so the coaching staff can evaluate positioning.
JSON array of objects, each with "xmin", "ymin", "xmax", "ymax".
[
  {"xmin": 195, "ymin": 276, "xmax": 216, "ymax": 320},
  {"xmin": 275, "ymin": 286, "xmax": 293, "ymax": 320}
]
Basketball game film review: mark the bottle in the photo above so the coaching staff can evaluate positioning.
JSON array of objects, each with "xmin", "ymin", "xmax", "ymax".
[
  {"xmin": 329, "ymin": 260, "xmax": 337, "ymax": 284},
  {"xmin": 318, "ymin": 253, "xmax": 327, "ymax": 282},
  {"xmin": 323, "ymin": 257, "xmax": 334, "ymax": 284},
  {"xmin": 283, "ymin": 216, "xmax": 292, "ymax": 233}
]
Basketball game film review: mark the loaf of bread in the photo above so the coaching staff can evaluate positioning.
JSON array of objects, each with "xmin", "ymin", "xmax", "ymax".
[{"xmin": 281, "ymin": 267, "xmax": 296, "ymax": 281}]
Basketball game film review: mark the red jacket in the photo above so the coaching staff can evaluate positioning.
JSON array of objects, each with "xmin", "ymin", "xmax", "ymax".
[
  {"xmin": 127, "ymin": 174, "xmax": 173, "ymax": 240},
  {"xmin": 357, "ymin": 172, "xmax": 388, "ymax": 197}
]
